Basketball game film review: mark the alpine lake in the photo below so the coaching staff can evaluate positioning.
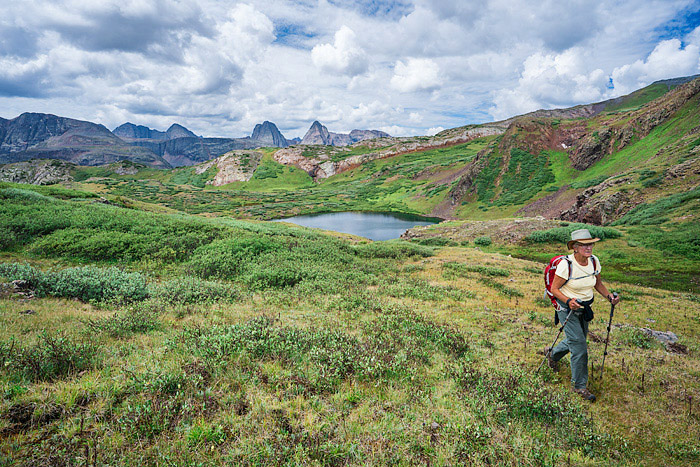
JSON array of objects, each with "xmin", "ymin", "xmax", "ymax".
[{"xmin": 271, "ymin": 211, "xmax": 441, "ymax": 241}]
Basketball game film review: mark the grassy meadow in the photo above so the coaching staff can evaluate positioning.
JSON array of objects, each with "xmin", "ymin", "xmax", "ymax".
[{"xmin": 1, "ymin": 185, "xmax": 699, "ymax": 466}]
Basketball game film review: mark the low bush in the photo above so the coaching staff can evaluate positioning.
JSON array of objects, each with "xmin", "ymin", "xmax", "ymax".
[
  {"xmin": 46, "ymin": 266, "xmax": 148, "ymax": 304},
  {"xmin": 149, "ymin": 276, "xmax": 241, "ymax": 304},
  {"xmin": 352, "ymin": 241, "xmax": 434, "ymax": 259},
  {"xmin": 0, "ymin": 262, "xmax": 48, "ymax": 289},
  {"xmin": 640, "ymin": 223, "xmax": 700, "ymax": 260},
  {"xmin": 0, "ymin": 187, "xmax": 56, "ymax": 203},
  {"xmin": 525, "ymin": 223, "xmax": 622, "ymax": 244},
  {"xmin": 474, "ymin": 236, "xmax": 493, "ymax": 247},
  {"xmin": 187, "ymin": 236, "xmax": 283, "ymax": 279},
  {"xmin": 0, "ymin": 262, "xmax": 148, "ymax": 304},
  {"xmin": 571, "ymin": 175, "xmax": 608, "ymax": 189},
  {"xmin": 1, "ymin": 333, "xmax": 100, "ymax": 382}
]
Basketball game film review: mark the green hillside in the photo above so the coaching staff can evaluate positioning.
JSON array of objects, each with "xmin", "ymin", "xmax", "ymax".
[
  {"xmin": 38, "ymin": 77, "xmax": 698, "ymax": 292},
  {"xmin": 1, "ymin": 186, "xmax": 699, "ymax": 466}
]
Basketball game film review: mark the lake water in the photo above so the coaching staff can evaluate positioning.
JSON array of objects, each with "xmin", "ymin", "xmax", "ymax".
[{"xmin": 272, "ymin": 212, "xmax": 440, "ymax": 241}]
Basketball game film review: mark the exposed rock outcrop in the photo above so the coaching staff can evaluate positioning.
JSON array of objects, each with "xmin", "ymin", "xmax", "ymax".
[
  {"xmin": 665, "ymin": 157, "xmax": 700, "ymax": 180},
  {"xmin": 570, "ymin": 127, "xmax": 612, "ymax": 170},
  {"xmin": 0, "ymin": 159, "xmax": 74, "ymax": 185},
  {"xmin": 196, "ymin": 150, "xmax": 264, "ymax": 186},
  {"xmin": 559, "ymin": 176, "xmax": 637, "ymax": 224}
]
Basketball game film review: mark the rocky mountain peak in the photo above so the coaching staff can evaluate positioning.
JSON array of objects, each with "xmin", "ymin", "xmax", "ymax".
[
  {"xmin": 251, "ymin": 121, "xmax": 289, "ymax": 148},
  {"xmin": 166, "ymin": 124, "xmax": 197, "ymax": 140},
  {"xmin": 301, "ymin": 121, "xmax": 332, "ymax": 145}
]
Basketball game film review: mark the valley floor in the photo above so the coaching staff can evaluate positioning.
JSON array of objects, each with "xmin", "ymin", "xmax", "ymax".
[{"xmin": 1, "ymin": 245, "xmax": 698, "ymax": 466}]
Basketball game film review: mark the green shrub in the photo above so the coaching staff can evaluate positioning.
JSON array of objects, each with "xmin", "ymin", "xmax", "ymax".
[
  {"xmin": 0, "ymin": 187, "xmax": 56, "ymax": 203},
  {"xmin": 188, "ymin": 236, "xmax": 283, "ymax": 279},
  {"xmin": 637, "ymin": 223, "xmax": 700, "ymax": 259},
  {"xmin": 474, "ymin": 236, "xmax": 492, "ymax": 247},
  {"xmin": 243, "ymin": 257, "xmax": 321, "ymax": 289},
  {"xmin": 149, "ymin": 276, "xmax": 241, "ymax": 304},
  {"xmin": 0, "ymin": 263, "xmax": 48, "ymax": 289},
  {"xmin": 352, "ymin": 241, "xmax": 434, "ymax": 259},
  {"xmin": 0, "ymin": 262, "xmax": 148, "ymax": 303},
  {"xmin": 383, "ymin": 278, "xmax": 471, "ymax": 301},
  {"xmin": 1, "ymin": 333, "xmax": 100, "ymax": 382},
  {"xmin": 0, "ymin": 226, "xmax": 17, "ymax": 249},
  {"xmin": 170, "ymin": 311, "xmax": 469, "ymax": 392},
  {"xmin": 47, "ymin": 266, "xmax": 148, "ymax": 303},
  {"xmin": 525, "ymin": 223, "xmax": 622, "ymax": 244}
]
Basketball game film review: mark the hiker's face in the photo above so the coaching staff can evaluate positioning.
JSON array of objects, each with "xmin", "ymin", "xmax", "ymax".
[{"xmin": 574, "ymin": 243, "xmax": 594, "ymax": 257}]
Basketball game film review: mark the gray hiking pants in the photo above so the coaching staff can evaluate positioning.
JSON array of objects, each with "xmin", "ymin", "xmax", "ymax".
[{"xmin": 552, "ymin": 305, "xmax": 589, "ymax": 390}]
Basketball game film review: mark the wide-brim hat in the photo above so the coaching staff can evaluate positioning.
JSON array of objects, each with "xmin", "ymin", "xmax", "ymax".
[{"xmin": 567, "ymin": 228, "xmax": 600, "ymax": 250}]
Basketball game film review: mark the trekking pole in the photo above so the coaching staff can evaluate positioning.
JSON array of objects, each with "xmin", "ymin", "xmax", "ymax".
[
  {"xmin": 536, "ymin": 301, "xmax": 579, "ymax": 374},
  {"xmin": 598, "ymin": 293, "xmax": 618, "ymax": 380}
]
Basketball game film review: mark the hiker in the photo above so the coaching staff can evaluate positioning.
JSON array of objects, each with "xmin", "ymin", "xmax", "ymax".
[{"xmin": 546, "ymin": 229, "xmax": 620, "ymax": 401}]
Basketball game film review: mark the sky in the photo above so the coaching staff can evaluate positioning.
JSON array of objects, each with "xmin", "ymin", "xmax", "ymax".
[{"xmin": 1, "ymin": 0, "xmax": 700, "ymax": 139}]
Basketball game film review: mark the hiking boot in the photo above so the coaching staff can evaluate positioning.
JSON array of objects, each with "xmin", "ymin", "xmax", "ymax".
[
  {"xmin": 544, "ymin": 347, "xmax": 558, "ymax": 371},
  {"xmin": 575, "ymin": 388, "xmax": 596, "ymax": 402}
]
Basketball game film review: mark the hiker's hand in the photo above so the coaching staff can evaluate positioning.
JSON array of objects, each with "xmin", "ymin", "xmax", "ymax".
[
  {"xmin": 567, "ymin": 298, "xmax": 581, "ymax": 310},
  {"xmin": 608, "ymin": 293, "xmax": 620, "ymax": 305}
]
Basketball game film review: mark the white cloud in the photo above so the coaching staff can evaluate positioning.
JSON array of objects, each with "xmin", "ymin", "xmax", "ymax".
[
  {"xmin": 408, "ymin": 112, "xmax": 422, "ymax": 123},
  {"xmin": 611, "ymin": 35, "xmax": 700, "ymax": 94},
  {"xmin": 311, "ymin": 25, "xmax": 368, "ymax": 76},
  {"xmin": 490, "ymin": 48, "xmax": 609, "ymax": 120},
  {"xmin": 426, "ymin": 126, "xmax": 444, "ymax": 135},
  {"xmin": 390, "ymin": 58, "xmax": 441, "ymax": 92},
  {"xmin": 1, "ymin": 0, "xmax": 699, "ymax": 139}
]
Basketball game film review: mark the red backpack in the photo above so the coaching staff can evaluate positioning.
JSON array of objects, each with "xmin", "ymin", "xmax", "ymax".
[{"xmin": 544, "ymin": 255, "xmax": 598, "ymax": 310}]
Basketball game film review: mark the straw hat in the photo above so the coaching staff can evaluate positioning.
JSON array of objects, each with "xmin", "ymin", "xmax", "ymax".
[{"xmin": 567, "ymin": 228, "xmax": 600, "ymax": 250}]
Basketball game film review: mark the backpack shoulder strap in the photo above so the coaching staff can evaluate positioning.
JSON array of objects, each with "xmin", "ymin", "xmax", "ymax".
[
  {"xmin": 591, "ymin": 255, "xmax": 600, "ymax": 274},
  {"xmin": 564, "ymin": 255, "xmax": 573, "ymax": 281}
]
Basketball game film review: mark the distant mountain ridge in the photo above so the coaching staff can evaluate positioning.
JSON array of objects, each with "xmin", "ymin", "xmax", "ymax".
[
  {"xmin": 301, "ymin": 121, "xmax": 390, "ymax": 146},
  {"xmin": 2, "ymin": 75, "xmax": 695, "ymax": 170},
  {"xmin": 0, "ymin": 113, "xmax": 171, "ymax": 168}
]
